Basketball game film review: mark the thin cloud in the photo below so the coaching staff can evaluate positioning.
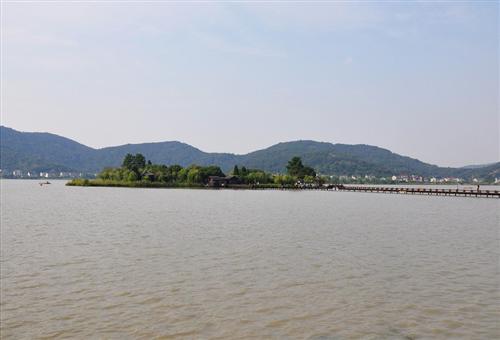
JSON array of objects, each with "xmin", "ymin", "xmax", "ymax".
[{"xmin": 195, "ymin": 32, "xmax": 286, "ymax": 58}]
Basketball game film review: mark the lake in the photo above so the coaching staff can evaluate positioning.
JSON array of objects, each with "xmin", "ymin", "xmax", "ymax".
[{"xmin": 1, "ymin": 180, "xmax": 499, "ymax": 339}]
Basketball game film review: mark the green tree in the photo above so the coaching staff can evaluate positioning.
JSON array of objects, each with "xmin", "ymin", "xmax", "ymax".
[
  {"xmin": 187, "ymin": 167, "xmax": 201, "ymax": 184},
  {"xmin": 286, "ymin": 156, "xmax": 304, "ymax": 176},
  {"xmin": 127, "ymin": 171, "xmax": 138, "ymax": 182},
  {"xmin": 303, "ymin": 175, "xmax": 315, "ymax": 184},
  {"xmin": 317, "ymin": 176, "xmax": 328, "ymax": 185},
  {"xmin": 232, "ymin": 165, "xmax": 240, "ymax": 176},
  {"xmin": 246, "ymin": 171, "xmax": 271, "ymax": 184},
  {"xmin": 274, "ymin": 174, "xmax": 295, "ymax": 185},
  {"xmin": 122, "ymin": 153, "xmax": 134, "ymax": 169},
  {"xmin": 122, "ymin": 153, "xmax": 146, "ymax": 172},
  {"xmin": 168, "ymin": 165, "xmax": 183, "ymax": 182},
  {"xmin": 302, "ymin": 166, "xmax": 316, "ymax": 177},
  {"xmin": 133, "ymin": 153, "xmax": 146, "ymax": 170},
  {"xmin": 177, "ymin": 167, "xmax": 189, "ymax": 182},
  {"xmin": 286, "ymin": 156, "xmax": 316, "ymax": 179}
]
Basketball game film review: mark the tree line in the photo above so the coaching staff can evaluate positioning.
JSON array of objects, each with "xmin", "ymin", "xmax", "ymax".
[{"xmin": 94, "ymin": 153, "xmax": 324, "ymax": 186}]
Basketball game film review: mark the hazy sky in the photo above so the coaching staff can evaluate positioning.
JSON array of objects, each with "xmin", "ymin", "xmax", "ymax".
[{"xmin": 1, "ymin": 1, "xmax": 498, "ymax": 167}]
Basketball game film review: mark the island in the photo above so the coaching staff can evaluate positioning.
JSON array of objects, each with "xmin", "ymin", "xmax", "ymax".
[{"xmin": 66, "ymin": 153, "xmax": 324, "ymax": 189}]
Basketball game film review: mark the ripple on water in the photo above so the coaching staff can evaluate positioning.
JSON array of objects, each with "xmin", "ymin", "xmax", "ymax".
[{"xmin": 1, "ymin": 181, "xmax": 499, "ymax": 339}]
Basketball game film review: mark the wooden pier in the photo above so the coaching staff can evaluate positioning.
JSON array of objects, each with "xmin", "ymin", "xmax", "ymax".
[
  {"xmin": 231, "ymin": 184, "xmax": 500, "ymax": 198},
  {"xmin": 329, "ymin": 185, "xmax": 500, "ymax": 198}
]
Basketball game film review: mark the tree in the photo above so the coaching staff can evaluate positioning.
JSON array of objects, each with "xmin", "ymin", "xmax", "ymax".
[
  {"xmin": 246, "ymin": 171, "xmax": 271, "ymax": 184},
  {"xmin": 187, "ymin": 167, "xmax": 201, "ymax": 184},
  {"xmin": 303, "ymin": 175, "xmax": 315, "ymax": 184},
  {"xmin": 127, "ymin": 171, "xmax": 138, "ymax": 182},
  {"xmin": 286, "ymin": 156, "xmax": 316, "ymax": 179},
  {"xmin": 133, "ymin": 153, "xmax": 146, "ymax": 169},
  {"xmin": 286, "ymin": 156, "xmax": 304, "ymax": 176},
  {"xmin": 273, "ymin": 174, "xmax": 295, "ymax": 185},
  {"xmin": 122, "ymin": 153, "xmax": 146, "ymax": 172},
  {"xmin": 122, "ymin": 153, "xmax": 134, "ymax": 169},
  {"xmin": 302, "ymin": 166, "xmax": 316, "ymax": 178},
  {"xmin": 168, "ymin": 165, "xmax": 183, "ymax": 182},
  {"xmin": 317, "ymin": 176, "xmax": 328, "ymax": 185},
  {"xmin": 177, "ymin": 167, "xmax": 189, "ymax": 182},
  {"xmin": 232, "ymin": 165, "xmax": 240, "ymax": 176}
]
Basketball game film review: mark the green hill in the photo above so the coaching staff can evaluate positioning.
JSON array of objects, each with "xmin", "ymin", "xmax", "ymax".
[{"xmin": 1, "ymin": 126, "xmax": 498, "ymax": 180}]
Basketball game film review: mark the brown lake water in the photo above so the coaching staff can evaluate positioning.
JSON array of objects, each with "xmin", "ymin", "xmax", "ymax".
[{"xmin": 1, "ymin": 180, "xmax": 499, "ymax": 339}]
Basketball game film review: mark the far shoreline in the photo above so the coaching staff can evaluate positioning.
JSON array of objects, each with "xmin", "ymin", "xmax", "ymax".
[
  {"xmin": 64, "ymin": 179, "xmax": 498, "ymax": 190},
  {"xmin": 65, "ymin": 179, "xmax": 299, "ymax": 190}
]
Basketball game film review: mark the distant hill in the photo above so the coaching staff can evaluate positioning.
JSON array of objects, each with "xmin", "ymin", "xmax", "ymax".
[
  {"xmin": 0, "ymin": 126, "xmax": 94, "ymax": 172},
  {"xmin": 237, "ymin": 141, "xmax": 446, "ymax": 177},
  {"xmin": 93, "ymin": 141, "xmax": 238, "ymax": 172},
  {"xmin": 1, "ymin": 126, "xmax": 499, "ymax": 180},
  {"xmin": 461, "ymin": 162, "xmax": 496, "ymax": 169}
]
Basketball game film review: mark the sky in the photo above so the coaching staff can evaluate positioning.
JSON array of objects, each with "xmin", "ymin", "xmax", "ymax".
[{"xmin": 1, "ymin": 1, "xmax": 498, "ymax": 167}]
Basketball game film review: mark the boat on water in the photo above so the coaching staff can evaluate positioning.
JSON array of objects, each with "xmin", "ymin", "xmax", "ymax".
[{"xmin": 39, "ymin": 181, "xmax": 51, "ymax": 186}]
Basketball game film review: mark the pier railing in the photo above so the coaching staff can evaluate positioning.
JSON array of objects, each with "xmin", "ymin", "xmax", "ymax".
[
  {"xmin": 228, "ymin": 184, "xmax": 499, "ymax": 198},
  {"xmin": 328, "ymin": 185, "xmax": 500, "ymax": 198}
]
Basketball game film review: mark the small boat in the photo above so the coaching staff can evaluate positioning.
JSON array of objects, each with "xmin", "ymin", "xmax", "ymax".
[{"xmin": 39, "ymin": 181, "xmax": 51, "ymax": 186}]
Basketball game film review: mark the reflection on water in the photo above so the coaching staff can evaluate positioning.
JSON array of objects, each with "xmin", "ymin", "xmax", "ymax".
[{"xmin": 1, "ymin": 180, "xmax": 499, "ymax": 339}]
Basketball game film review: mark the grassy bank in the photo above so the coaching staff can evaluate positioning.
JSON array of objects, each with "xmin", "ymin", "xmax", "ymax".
[
  {"xmin": 66, "ymin": 178, "xmax": 295, "ymax": 189},
  {"xmin": 66, "ymin": 179, "xmax": 205, "ymax": 188}
]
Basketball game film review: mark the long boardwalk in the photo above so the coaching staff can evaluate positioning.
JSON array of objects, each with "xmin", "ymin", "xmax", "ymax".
[{"xmin": 330, "ymin": 185, "xmax": 500, "ymax": 198}]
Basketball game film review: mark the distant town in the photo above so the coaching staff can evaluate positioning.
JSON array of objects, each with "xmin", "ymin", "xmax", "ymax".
[{"xmin": 1, "ymin": 169, "xmax": 95, "ymax": 180}]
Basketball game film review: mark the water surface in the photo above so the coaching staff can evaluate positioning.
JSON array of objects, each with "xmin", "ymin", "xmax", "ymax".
[{"xmin": 1, "ymin": 180, "xmax": 499, "ymax": 339}]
